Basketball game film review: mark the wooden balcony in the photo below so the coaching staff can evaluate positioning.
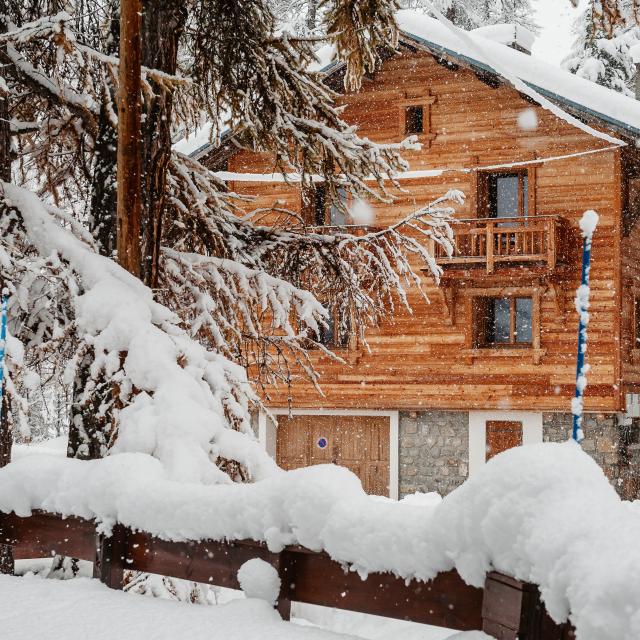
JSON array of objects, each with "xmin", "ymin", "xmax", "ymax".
[{"xmin": 434, "ymin": 216, "xmax": 565, "ymax": 274}]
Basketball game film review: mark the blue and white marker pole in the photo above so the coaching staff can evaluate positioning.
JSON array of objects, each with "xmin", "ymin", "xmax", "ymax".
[{"xmin": 572, "ymin": 211, "xmax": 599, "ymax": 443}]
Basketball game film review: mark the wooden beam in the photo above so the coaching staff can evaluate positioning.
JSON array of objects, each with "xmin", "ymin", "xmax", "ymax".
[
  {"xmin": 0, "ymin": 511, "xmax": 96, "ymax": 561},
  {"xmin": 116, "ymin": 0, "xmax": 143, "ymax": 277}
]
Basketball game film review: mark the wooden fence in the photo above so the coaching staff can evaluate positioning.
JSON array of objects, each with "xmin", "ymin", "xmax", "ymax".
[{"xmin": 0, "ymin": 510, "xmax": 575, "ymax": 640}]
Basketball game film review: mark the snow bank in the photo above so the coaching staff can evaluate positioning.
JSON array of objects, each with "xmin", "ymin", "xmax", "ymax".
[
  {"xmin": 0, "ymin": 573, "xmax": 488, "ymax": 640},
  {"xmin": 0, "ymin": 574, "xmax": 356, "ymax": 640},
  {"xmin": 1, "ymin": 442, "xmax": 639, "ymax": 638},
  {"xmin": 434, "ymin": 442, "xmax": 640, "ymax": 640}
]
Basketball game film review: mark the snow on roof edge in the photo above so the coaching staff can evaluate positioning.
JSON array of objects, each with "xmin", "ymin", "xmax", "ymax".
[
  {"xmin": 187, "ymin": 11, "xmax": 640, "ymax": 161},
  {"xmin": 399, "ymin": 33, "xmax": 640, "ymax": 139},
  {"xmin": 393, "ymin": 11, "xmax": 640, "ymax": 138}
]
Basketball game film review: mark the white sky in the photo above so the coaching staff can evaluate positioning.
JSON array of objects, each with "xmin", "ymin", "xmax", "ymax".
[{"xmin": 531, "ymin": 0, "xmax": 581, "ymax": 66}]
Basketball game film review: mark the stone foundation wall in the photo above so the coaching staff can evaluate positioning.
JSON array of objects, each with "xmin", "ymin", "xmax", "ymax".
[
  {"xmin": 399, "ymin": 410, "xmax": 469, "ymax": 497},
  {"xmin": 543, "ymin": 412, "xmax": 640, "ymax": 499}
]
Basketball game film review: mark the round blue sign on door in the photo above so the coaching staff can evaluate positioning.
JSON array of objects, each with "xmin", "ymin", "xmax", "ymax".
[{"xmin": 317, "ymin": 437, "xmax": 328, "ymax": 449}]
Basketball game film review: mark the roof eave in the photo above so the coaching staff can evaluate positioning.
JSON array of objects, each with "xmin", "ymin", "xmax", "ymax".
[{"xmin": 398, "ymin": 31, "xmax": 640, "ymax": 141}]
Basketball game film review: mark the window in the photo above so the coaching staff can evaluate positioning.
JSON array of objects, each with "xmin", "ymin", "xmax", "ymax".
[
  {"xmin": 317, "ymin": 304, "xmax": 351, "ymax": 349},
  {"xmin": 404, "ymin": 105, "xmax": 424, "ymax": 135},
  {"xmin": 474, "ymin": 296, "xmax": 533, "ymax": 347},
  {"xmin": 485, "ymin": 172, "xmax": 528, "ymax": 221},
  {"xmin": 301, "ymin": 186, "xmax": 348, "ymax": 227},
  {"xmin": 329, "ymin": 187, "xmax": 348, "ymax": 226}
]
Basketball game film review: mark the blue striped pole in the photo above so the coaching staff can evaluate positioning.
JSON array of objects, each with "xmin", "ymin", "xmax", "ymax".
[
  {"xmin": 0, "ymin": 289, "xmax": 8, "ymax": 421},
  {"xmin": 572, "ymin": 212, "xmax": 598, "ymax": 443}
]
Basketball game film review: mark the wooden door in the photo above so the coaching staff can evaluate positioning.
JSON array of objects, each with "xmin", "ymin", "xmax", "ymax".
[
  {"xmin": 276, "ymin": 414, "xmax": 390, "ymax": 496},
  {"xmin": 486, "ymin": 420, "xmax": 523, "ymax": 460}
]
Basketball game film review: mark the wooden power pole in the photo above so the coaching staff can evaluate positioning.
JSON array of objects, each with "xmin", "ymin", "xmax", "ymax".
[{"xmin": 116, "ymin": 0, "xmax": 143, "ymax": 277}]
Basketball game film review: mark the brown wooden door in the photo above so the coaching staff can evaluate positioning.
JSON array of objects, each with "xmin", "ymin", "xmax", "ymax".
[
  {"xmin": 486, "ymin": 420, "xmax": 523, "ymax": 460},
  {"xmin": 276, "ymin": 414, "xmax": 390, "ymax": 496}
]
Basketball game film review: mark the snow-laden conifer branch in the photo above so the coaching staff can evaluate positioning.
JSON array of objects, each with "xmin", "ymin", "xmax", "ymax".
[
  {"xmin": 165, "ymin": 153, "xmax": 459, "ymax": 390},
  {"xmin": 323, "ymin": 0, "xmax": 400, "ymax": 91},
  {"xmin": 186, "ymin": 0, "xmax": 412, "ymax": 209},
  {"xmin": 0, "ymin": 181, "xmax": 278, "ymax": 482}
]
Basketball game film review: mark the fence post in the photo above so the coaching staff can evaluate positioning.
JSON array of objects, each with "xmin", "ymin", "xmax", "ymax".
[
  {"xmin": 481, "ymin": 572, "xmax": 574, "ymax": 640},
  {"xmin": 93, "ymin": 523, "xmax": 129, "ymax": 589},
  {"xmin": 270, "ymin": 549, "xmax": 295, "ymax": 620}
]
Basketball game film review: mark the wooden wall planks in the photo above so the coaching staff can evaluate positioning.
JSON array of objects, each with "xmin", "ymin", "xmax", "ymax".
[{"xmin": 219, "ymin": 51, "xmax": 627, "ymax": 412}]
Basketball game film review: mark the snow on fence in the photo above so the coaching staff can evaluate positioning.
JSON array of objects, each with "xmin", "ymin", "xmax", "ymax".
[
  {"xmin": 1, "ymin": 442, "xmax": 639, "ymax": 639},
  {"xmin": 0, "ymin": 509, "xmax": 572, "ymax": 640}
]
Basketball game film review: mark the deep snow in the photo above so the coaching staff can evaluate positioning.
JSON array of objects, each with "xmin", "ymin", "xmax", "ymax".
[
  {"xmin": 1, "ymin": 442, "xmax": 639, "ymax": 639},
  {"xmin": 0, "ymin": 573, "xmax": 490, "ymax": 640}
]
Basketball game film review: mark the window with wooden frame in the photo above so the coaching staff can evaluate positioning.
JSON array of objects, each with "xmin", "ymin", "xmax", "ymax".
[
  {"xmin": 475, "ymin": 166, "xmax": 536, "ymax": 220},
  {"xmin": 397, "ymin": 90, "xmax": 436, "ymax": 144},
  {"xmin": 404, "ymin": 105, "xmax": 424, "ymax": 135},
  {"xmin": 316, "ymin": 303, "xmax": 351, "ymax": 349},
  {"xmin": 301, "ymin": 185, "xmax": 349, "ymax": 227},
  {"xmin": 473, "ymin": 296, "xmax": 533, "ymax": 348}
]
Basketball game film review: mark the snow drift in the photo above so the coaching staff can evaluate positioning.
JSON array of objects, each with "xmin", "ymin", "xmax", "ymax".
[{"xmin": 0, "ymin": 442, "xmax": 638, "ymax": 639}]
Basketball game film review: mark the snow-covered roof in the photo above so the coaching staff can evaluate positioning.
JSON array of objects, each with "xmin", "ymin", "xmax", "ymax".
[
  {"xmin": 179, "ymin": 10, "xmax": 640, "ymax": 159},
  {"xmin": 471, "ymin": 23, "xmax": 536, "ymax": 53},
  {"xmin": 391, "ymin": 11, "xmax": 640, "ymax": 138}
]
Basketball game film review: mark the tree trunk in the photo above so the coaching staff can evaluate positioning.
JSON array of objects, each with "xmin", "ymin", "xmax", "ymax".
[
  {"xmin": 0, "ymin": 12, "xmax": 14, "ymax": 576},
  {"xmin": 68, "ymin": 3, "xmax": 119, "ymax": 460},
  {"xmin": 116, "ymin": 0, "xmax": 143, "ymax": 277},
  {"xmin": 88, "ymin": 3, "xmax": 119, "ymax": 258},
  {"xmin": 0, "ymin": 15, "xmax": 10, "ymax": 184},
  {"xmin": 139, "ymin": 0, "xmax": 187, "ymax": 289}
]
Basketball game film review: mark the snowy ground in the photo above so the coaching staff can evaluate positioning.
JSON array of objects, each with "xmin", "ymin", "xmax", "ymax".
[{"xmin": 0, "ymin": 571, "xmax": 488, "ymax": 640}]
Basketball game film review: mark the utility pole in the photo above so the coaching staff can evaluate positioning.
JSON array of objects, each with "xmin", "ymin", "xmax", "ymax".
[{"xmin": 116, "ymin": 0, "xmax": 143, "ymax": 277}]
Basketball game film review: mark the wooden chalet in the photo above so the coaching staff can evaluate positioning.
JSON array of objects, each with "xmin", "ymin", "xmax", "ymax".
[{"xmin": 194, "ymin": 12, "xmax": 640, "ymax": 499}]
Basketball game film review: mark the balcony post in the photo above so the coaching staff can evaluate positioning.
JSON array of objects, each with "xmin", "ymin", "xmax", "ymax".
[
  {"xmin": 547, "ymin": 219, "xmax": 557, "ymax": 270},
  {"xmin": 486, "ymin": 221, "xmax": 494, "ymax": 274}
]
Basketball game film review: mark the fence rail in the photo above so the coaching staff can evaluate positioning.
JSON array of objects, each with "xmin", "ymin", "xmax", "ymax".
[{"xmin": 0, "ymin": 510, "xmax": 575, "ymax": 640}]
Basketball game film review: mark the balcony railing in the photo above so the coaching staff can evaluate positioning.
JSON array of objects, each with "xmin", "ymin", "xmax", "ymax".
[{"xmin": 434, "ymin": 215, "xmax": 564, "ymax": 274}]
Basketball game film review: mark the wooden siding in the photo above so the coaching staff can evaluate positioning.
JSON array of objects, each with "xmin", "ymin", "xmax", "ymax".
[
  {"xmin": 621, "ymin": 148, "xmax": 640, "ymax": 398},
  {"xmin": 224, "ymin": 50, "xmax": 625, "ymax": 412}
]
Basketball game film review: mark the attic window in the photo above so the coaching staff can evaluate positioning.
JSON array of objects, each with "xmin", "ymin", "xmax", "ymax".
[{"xmin": 405, "ymin": 105, "xmax": 424, "ymax": 134}]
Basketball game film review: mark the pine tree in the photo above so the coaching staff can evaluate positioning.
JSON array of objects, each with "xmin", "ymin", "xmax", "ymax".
[
  {"xmin": 564, "ymin": 0, "xmax": 640, "ymax": 97},
  {"xmin": 403, "ymin": 0, "xmax": 538, "ymax": 32},
  {"xmin": 0, "ymin": 2, "xmax": 458, "ymax": 475}
]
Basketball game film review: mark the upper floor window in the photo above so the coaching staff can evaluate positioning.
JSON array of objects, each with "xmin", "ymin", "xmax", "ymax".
[
  {"xmin": 485, "ymin": 171, "xmax": 528, "ymax": 220},
  {"xmin": 316, "ymin": 303, "xmax": 351, "ymax": 349},
  {"xmin": 404, "ymin": 105, "xmax": 424, "ymax": 135},
  {"xmin": 302, "ymin": 185, "xmax": 348, "ymax": 227},
  {"xmin": 474, "ymin": 296, "xmax": 533, "ymax": 347}
]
